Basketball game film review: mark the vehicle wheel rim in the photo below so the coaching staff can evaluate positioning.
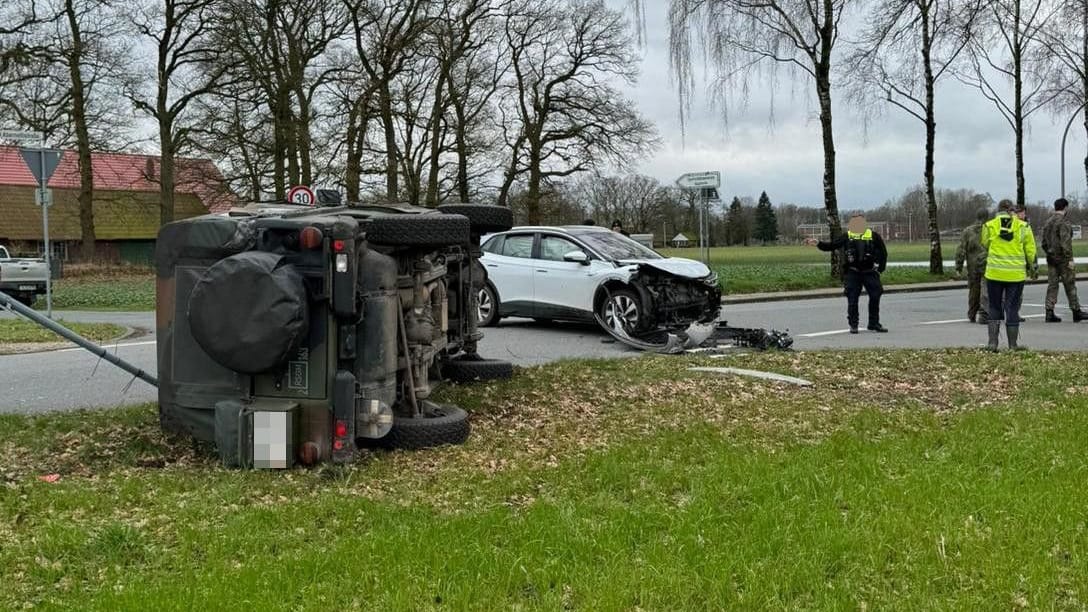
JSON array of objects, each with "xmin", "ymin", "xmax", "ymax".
[
  {"xmin": 477, "ymin": 288, "xmax": 493, "ymax": 322},
  {"xmin": 605, "ymin": 294, "xmax": 639, "ymax": 331}
]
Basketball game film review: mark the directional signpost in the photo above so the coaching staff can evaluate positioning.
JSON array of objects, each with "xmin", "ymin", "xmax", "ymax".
[
  {"xmin": 676, "ymin": 172, "xmax": 722, "ymax": 264},
  {"xmin": 3, "ymin": 130, "xmax": 60, "ymax": 318}
]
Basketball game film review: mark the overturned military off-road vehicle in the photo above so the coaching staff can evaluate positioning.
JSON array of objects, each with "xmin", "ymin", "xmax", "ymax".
[{"xmin": 155, "ymin": 200, "xmax": 514, "ymax": 468}]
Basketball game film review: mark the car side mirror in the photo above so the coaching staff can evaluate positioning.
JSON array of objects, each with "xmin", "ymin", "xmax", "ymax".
[{"xmin": 563, "ymin": 251, "xmax": 590, "ymax": 265}]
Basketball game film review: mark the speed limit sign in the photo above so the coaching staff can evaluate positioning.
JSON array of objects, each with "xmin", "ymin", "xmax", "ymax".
[{"xmin": 287, "ymin": 185, "xmax": 317, "ymax": 206}]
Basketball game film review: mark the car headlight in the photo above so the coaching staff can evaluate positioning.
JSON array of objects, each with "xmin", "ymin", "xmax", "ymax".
[{"xmin": 704, "ymin": 272, "xmax": 719, "ymax": 286}]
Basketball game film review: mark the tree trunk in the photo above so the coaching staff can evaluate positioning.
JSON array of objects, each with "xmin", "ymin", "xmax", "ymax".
[
  {"xmin": 65, "ymin": 0, "xmax": 96, "ymax": 261},
  {"xmin": 344, "ymin": 100, "xmax": 363, "ymax": 202},
  {"xmin": 1083, "ymin": 0, "xmax": 1088, "ymax": 194},
  {"xmin": 425, "ymin": 73, "xmax": 448, "ymax": 207},
  {"xmin": 921, "ymin": 9, "xmax": 942, "ymax": 274},
  {"xmin": 815, "ymin": 61, "xmax": 842, "ymax": 277},
  {"xmin": 159, "ymin": 132, "xmax": 176, "ymax": 227},
  {"xmin": 1013, "ymin": 0, "xmax": 1025, "ymax": 209},
  {"xmin": 295, "ymin": 85, "xmax": 312, "ymax": 185},
  {"xmin": 379, "ymin": 83, "xmax": 398, "ymax": 201},
  {"xmin": 526, "ymin": 143, "xmax": 541, "ymax": 224},
  {"xmin": 450, "ymin": 83, "xmax": 470, "ymax": 201}
]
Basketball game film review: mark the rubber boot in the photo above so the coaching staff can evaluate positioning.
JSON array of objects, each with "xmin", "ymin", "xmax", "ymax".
[
  {"xmin": 1045, "ymin": 309, "xmax": 1062, "ymax": 323},
  {"xmin": 986, "ymin": 321, "xmax": 1000, "ymax": 352},
  {"xmin": 1074, "ymin": 309, "xmax": 1087, "ymax": 323},
  {"xmin": 977, "ymin": 312, "xmax": 989, "ymax": 325},
  {"xmin": 1007, "ymin": 325, "xmax": 1026, "ymax": 351}
]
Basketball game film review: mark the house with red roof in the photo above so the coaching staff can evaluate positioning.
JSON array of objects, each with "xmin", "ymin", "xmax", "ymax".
[{"xmin": 0, "ymin": 147, "xmax": 235, "ymax": 263}]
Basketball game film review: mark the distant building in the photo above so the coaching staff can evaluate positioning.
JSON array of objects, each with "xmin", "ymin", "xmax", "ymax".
[
  {"xmin": 630, "ymin": 233, "xmax": 654, "ymax": 249},
  {"xmin": 671, "ymin": 233, "xmax": 690, "ymax": 248},
  {"xmin": 0, "ymin": 146, "xmax": 235, "ymax": 263}
]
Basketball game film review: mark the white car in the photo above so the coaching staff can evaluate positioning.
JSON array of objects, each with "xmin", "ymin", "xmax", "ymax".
[{"xmin": 478, "ymin": 226, "xmax": 722, "ymax": 334}]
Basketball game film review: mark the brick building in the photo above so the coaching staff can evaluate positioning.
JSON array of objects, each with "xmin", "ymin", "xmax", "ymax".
[{"xmin": 0, "ymin": 147, "xmax": 234, "ymax": 263}]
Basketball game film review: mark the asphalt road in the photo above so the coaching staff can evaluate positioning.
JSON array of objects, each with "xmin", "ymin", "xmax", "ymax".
[{"xmin": 2, "ymin": 284, "xmax": 1086, "ymax": 414}]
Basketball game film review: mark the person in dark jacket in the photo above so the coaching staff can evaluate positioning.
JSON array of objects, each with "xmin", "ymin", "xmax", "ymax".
[
  {"xmin": 611, "ymin": 219, "xmax": 630, "ymax": 237},
  {"xmin": 810, "ymin": 214, "xmax": 889, "ymax": 334}
]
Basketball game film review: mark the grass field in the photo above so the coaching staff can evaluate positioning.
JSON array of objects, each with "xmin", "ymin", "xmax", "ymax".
[
  {"xmin": 0, "ymin": 319, "xmax": 124, "ymax": 344},
  {"xmin": 2, "ymin": 350, "xmax": 1087, "ymax": 609}
]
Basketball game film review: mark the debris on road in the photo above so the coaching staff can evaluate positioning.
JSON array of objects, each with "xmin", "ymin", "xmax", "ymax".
[{"xmin": 595, "ymin": 316, "xmax": 793, "ymax": 354}]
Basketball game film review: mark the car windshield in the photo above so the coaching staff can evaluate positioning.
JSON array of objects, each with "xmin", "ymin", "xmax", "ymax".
[{"xmin": 577, "ymin": 231, "xmax": 662, "ymax": 261}]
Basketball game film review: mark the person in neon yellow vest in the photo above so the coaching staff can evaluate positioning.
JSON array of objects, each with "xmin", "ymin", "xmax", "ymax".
[
  {"xmin": 811, "ymin": 214, "xmax": 888, "ymax": 334},
  {"xmin": 981, "ymin": 199, "xmax": 1037, "ymax": 351}
]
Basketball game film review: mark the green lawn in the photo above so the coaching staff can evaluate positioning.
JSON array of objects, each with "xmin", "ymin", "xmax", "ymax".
[
  {"xmin": 660, "ymin": 239, "xmax": 1088, "ymax": 266},
  {"xmin": 46, "ymin": 277, "xmax": 155, "ymax": 311},
  {"xmin": 0, "ymin": 319, "xmax": 124, "ymax": 344},
  {"xmin": 2, "ymin": 350, "xmax": 1087, "ymax": 609}
]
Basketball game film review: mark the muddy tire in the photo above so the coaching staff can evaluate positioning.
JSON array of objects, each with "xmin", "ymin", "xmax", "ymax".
[
  {"xmin": 438, "ymin": 203, "xmax": 513, "ymax": 234},
  {"xmin": 366, "ymin": 214, "xmax": 471, "ymax": 247},
  {"xmin": 442, "ymin": 355, "xmax": 513, "ymax": 383},
  {"xmin": 381, "ymin": 405, "xmax": 470, "ymax": 450}
]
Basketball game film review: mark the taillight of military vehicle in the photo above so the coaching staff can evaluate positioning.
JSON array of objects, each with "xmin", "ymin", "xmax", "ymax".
[
  {"xmin": 333, "ymin": 419, "xmax": 348, "ymax": 450},
  {"xmin": 299, "ymin": 226, "xmax": 323, "ymax": 250}
]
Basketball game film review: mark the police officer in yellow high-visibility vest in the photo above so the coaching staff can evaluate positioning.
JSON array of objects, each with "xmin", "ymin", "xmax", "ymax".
[
  {"xmin": 981, "ymin": 199, "xmax": 1037, "ymax": 351},
  {"xmin": 813, "ymin": 214, "xmax": 889, "ymax": 334}
]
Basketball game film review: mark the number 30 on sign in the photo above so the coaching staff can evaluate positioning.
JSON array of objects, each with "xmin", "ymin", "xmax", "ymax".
[{"xmin": 287, "ymin": 185, "xmax": 316, "ymax": 206}]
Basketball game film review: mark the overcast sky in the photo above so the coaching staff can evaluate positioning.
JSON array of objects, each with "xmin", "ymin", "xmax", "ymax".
[{"xmin": 612, "ymin": 1, "xmax": 1085, "ymax": 210}]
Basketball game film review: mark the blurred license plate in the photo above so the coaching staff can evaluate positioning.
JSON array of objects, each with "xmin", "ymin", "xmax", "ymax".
[{"xmin": 18, "ymin": 285, "xmax": 35, "ymax": 291}]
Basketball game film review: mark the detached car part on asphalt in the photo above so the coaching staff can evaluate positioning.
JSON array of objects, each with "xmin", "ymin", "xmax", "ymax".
[{"xmin": 155, "ymin": 200, "xmax": 514, "ymax": 469}]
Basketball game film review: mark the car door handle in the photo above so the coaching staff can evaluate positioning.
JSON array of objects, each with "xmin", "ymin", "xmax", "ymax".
[
  {"xmin": 486, "ymin": 264, "xmax": 498, "ymax": 268},
  {"xmin": 536, "ymin": 269, "xmax": 548, "ymax": 273}
]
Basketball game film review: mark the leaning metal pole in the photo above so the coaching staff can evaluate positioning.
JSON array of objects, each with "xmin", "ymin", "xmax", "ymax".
[
  {"xmin": 0, "ymin": 290, "xmax": 158, "ymax": 387},
  {"xmin": 1060, "ymin": 101, "xmax": 1088, "ymax": 198}
]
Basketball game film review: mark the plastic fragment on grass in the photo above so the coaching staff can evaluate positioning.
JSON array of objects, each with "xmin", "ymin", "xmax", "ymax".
[
  {"xmin": 689, "ymin": 366, "xmax": 813, "ymax": 387},
  {"xmin": 37, "ymin": 474, "xmax": 61, "ymax": 483}
]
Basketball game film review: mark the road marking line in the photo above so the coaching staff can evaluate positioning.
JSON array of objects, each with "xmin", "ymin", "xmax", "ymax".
[
  {"xmin": 798, "ymin": 329, "xmax": 852, "ymax": 338},
  {"xmin": 919, "ymin": 318, "xmax": 970, "ymax": 325},
  {"xmin": 54, "ymin": 340, "xmax": 156, "ymax": 354}
]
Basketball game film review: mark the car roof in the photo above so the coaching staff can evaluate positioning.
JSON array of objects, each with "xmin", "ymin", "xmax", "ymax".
[{"xmin": 493, "ymin": 225, "xmax": 612, "ymax": 235}]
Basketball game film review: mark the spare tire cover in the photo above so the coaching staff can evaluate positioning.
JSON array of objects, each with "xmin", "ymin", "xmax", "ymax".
[{"xmin": 187, "ymin": 251, "xmax": 309, "ymax": 374}]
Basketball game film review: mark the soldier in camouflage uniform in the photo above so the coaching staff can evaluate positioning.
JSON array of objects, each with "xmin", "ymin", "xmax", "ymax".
[
  {"xmin": 1041, "ymin": 197, "xmax": 1087, "ymax": 322},
  {"xmin": 955, "ymin": 208, "xmax": 990, "ymax": 323}
]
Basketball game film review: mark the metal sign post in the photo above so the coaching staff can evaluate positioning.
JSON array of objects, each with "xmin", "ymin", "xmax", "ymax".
[
  {"xmin": 676, "ymin": 172, "xmax": 722, "ymax": 266},
  {"xmin": 8, "ymin": 133, "xmax": 62, "ymax": 319}
]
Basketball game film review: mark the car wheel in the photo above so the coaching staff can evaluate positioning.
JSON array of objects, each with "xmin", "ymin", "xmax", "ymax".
[
  {"xmin": 366, "ymin": 213, "xmax": 471, "ymax": 247},
  {"xmin": 437, "ymin": 203, "xmax": 514, "ymax": 234},
  {"xmin": 15, "ymin": 293, "xmax": 35, "ymax": 307},
  {"xmin": 380, "ymin": 404, "xmax": 470, "ymax": 450},
  {"xmin": 599, "ymin": 288, "xmax": 644, "ymax": 334},
  {"xmin": 477, "ymin": 284, "xmax": 500, "ymax": 327},
  {"xmin": 442, "ymin": 356, "xmax": 513, "ymax": 383}
]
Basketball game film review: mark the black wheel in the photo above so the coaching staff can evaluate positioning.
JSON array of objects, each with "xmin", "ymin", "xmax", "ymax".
[
  {"xmin": 477, "ymin": 284, "xmax": 500, "ymax": 327},
  {"xmin": 366, "ymin": 213, "xmax": 471, "ymax": 247},
  {"xmin": 381, "ymin": 404, "xmax": 470, "ymax": 450},
  {"xmin": 442, "ymin": 355, "xmax": 513, "ymax": 383},
  {"xmin": 598, "ymin": 288, "xmax": 646, "ymax": 334},
  {"xmin": 15, "ymin": 293, "xmax": 36, "ymax": 307},
  {"xmin": 438, "ymin": 203, "xmax": 513, "ymax": 234}
]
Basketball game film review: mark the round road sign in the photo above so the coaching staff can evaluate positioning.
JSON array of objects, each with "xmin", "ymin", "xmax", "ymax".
[{"xmin": 287, "ymin": 185, "xmax": 317, "ymax": 206}]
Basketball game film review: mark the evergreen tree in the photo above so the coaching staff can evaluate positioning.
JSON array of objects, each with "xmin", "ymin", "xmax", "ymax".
[
  {"xmin": 725, "ymin": 197, "xmax": 750, "ymax": 245},
  {"xmin": 754, "ymin": 191, "xmax": 779, "ymax": 244}
]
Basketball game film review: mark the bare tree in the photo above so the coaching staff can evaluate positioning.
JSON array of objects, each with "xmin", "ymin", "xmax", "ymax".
[
  {"xmin": 344, "ymin": 0, "xmax": 430, "ymax": 201},
  {"xmin": 958, "ymin": 0, "xmax": 1059, "ymax": 207},
  {"xmin": 663, "ymin": 0, "xmax": 858, "ymax": 274},
  {"xmin": 1035, "ymin": 0, "xmax": 1088, "ymax": 193},
  {"xmin": 127, "ymin": 0, "xmax": 231, "ymax": 226},
  {"xmin": 498, "ymin": 0, "xmax": 656, "ymax": 224},
  {"xmin": 849, "ymin": 0, "xmax": 981, "ymax": 273}
]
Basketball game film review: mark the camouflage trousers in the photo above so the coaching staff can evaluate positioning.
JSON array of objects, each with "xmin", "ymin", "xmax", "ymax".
[
  {"xmin": 1045, "ymin": 260, "xmax": 1081, "ymax": 311},
  {"xmin": 968, "ymin": 266, "xmax": 989, "ymax": 320}
]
